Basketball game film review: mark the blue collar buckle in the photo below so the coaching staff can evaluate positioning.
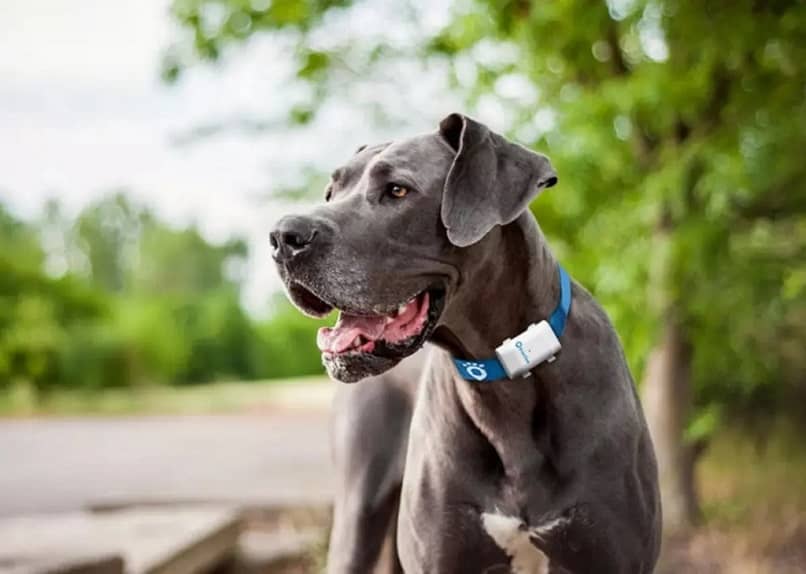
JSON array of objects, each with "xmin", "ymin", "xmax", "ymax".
[{"xmin": 453, "ymin": 265, "xmax": 572, "ymax": 383}]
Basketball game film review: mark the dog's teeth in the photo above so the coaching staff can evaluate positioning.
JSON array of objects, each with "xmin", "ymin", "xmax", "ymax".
[
  {"xmin": 398, "ymin": 304, "xmax": 407, "ymax": 314},
  {"xmin": 352, "ymin": 336, "xmax": 362, "ymax": 348},
  {"xmin": 385, "ymin": 316, "xmax": 395, "ymax": 325}
]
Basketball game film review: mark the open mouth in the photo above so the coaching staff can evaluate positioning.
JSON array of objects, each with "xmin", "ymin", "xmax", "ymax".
[
  {"xmin": 285, "ymin": 281, "xmax": 445, "ymax": 382},
  {"xmin": 288, "ymin": 282, "xmax": 334, "ymax": 317},
  {"xmin": 317, "ymin": 290, "xmax": 435, "ymax": 357}
]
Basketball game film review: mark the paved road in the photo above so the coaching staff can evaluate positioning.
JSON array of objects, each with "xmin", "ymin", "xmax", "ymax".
[{"xmin": 0, "ymin": 414, "xmax": 333, "ymax": 516}]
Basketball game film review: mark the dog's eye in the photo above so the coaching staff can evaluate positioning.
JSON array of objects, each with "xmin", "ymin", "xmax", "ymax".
[{"xmin": 386, "ymin": 183, "xmax": 410, "ymax": 199}]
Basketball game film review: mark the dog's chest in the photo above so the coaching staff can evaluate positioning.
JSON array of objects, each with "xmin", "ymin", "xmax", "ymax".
[
  {"xmin": 398, "ymin": 440, "xmax": 559, "ymax": 574},
  {"xmin": 398, "ymin": 364, "xmax": 557, "ymax": 573},
  {"xmin": 455, "ymin": 373, "xmax": 549, "ymax": 485}
]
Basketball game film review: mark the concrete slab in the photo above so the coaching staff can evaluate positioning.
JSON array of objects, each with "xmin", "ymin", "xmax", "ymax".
[
  {"xmin": 0, "ymin": 507, "xmax": 240, "ymax": 574},
  {"xmin": 237, "ymin": 528, "xmax": 321, "ymax": 566},
  {"xmin": 0, "ymin": 553, "xmax": 124, "ymax": 574}
]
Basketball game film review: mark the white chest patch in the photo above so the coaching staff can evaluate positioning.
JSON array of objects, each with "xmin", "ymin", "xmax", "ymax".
[{"xmin": 481, "ymin": 513, "xmax": 550, "ymax": 574}]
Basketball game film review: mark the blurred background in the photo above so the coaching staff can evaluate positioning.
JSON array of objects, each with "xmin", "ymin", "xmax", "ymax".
[{"xmin": 1, "ymin": 0, "xmax": 804, "ymax": 572}]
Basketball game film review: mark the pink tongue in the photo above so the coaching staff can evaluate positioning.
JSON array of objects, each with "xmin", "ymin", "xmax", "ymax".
[
  {"xmin": 316, "ymin": 296, "xmax": 425, "ymax": 354},
  {"xmin": 317, "ymin": 314, "xmax": 387, "ymax": 353}
]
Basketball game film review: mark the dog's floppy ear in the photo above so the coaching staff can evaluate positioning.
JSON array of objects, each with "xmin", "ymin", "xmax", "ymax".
[{"xmin": 438, "ymin": 113, "xmax": 557, "ymax": 248}]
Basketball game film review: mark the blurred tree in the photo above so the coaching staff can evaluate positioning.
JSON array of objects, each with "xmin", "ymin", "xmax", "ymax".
[
  {"xmin": 0, "ymin": 204, "xmax": 106, "ymax": 393},
  {"xmin": 134, "ymin": 216, "xmax": 247, "ymax": 296},
  {"xmin": 40, "ymin": 198, "xmax": 85, "ymax": 277},
  {"xmin": 170, "ymin": 0, "xmax": 806, "ymax": 533},
  {"xmin": 255, "ymin": 294, "xmax": 333, "ymax": 379},
  {"xmin": 74, "ymin": 191, "xmax": 145, "ymax": 293},
  {"xmin": 73, "ymin": 193, "xmax": 254, "ymax": 384},
  {"xmin": 71, "ymin": 192, "xmax": 247, "ymax": 296},
  {"xmin": 0, "ymin": 191, "xmax": 332, "ymax": 392},
  {"xmin": 0, "ymin": 202, "xmax": 45, "ymax": 270}
]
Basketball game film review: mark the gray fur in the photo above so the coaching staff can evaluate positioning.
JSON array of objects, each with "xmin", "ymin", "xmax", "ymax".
[
  {"xmin": 327, "ymin": 354, "xmax": 421, "ymax": 573},
  {"xmin": 271, "ymin": 113, "xmax": 662, "ymax": 573}
]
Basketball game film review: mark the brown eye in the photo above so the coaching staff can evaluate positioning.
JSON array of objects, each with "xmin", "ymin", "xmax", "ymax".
[{"xmin": 387, "ymin": 183, "xmax": 410, "ymax": 199}]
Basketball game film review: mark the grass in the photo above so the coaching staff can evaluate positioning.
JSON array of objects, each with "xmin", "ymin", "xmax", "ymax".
[
  {"xmin": 659, "ymin": 418, "xmax": 806, "ymax": 573},
  {"xmin": 700, "ymin": 419, "xmax": 806, "ymax": 527},
  {"xmin": 0, "ymin": 375, "xmax": 333, "ymax": 417}
]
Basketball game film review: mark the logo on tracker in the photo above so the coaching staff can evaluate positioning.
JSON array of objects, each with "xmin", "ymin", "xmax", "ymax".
[
  {"xmin": 515, "ymin": 340, "xmax": 530, "ymax": 364},
  {"xmin": 462, "ymin": 361, "xmax": 488, "ymax": 381}
]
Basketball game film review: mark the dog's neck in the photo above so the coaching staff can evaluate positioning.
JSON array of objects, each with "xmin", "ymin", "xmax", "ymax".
[
  {"xmin": 431, "ymin": 212, "xmax": 562, "ymax": 485},
  {"xmin": 435, "ymin": 212, "xmax": 560, "ymax": 361}
]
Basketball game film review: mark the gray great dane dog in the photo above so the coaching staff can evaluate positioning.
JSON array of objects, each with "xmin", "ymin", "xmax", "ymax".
[{"xmin": 271, "ymin": 113, "xmax": 662, "ymax": 573}]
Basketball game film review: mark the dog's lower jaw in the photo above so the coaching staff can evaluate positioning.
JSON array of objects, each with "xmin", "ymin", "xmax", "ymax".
[
  {"xmin": 322, "ymin": 289, "xmax": 446, "ymax": 383},
  {"xmin": 322, "ymin": 352, "xmax": 401, "ymax": 383}
]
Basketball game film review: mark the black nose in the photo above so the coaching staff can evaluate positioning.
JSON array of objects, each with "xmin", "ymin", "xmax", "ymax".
[{"xmin": 270, "ymin": 215, "xmax": 319, "ymax": 261}]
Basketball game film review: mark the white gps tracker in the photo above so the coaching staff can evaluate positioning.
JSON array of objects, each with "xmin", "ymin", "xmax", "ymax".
[{"xmin": 495, "ymin": 320, "xmax": 561, "ymax": 379}]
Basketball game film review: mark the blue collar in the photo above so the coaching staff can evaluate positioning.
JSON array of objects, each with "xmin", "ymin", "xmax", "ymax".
[{"xmin": 452, "ymin": 264, "xmax": 572, "ymax": 382}]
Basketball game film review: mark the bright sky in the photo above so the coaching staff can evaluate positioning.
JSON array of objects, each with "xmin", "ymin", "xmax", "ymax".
[{"xmin": 0, "ymin": 0, "xmax": 463, "ymax": 314}]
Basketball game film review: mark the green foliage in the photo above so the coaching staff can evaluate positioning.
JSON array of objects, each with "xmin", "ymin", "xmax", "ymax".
[
  {"xmin": 135, "ymin": 218, "xmax": 248, "ymax": 297},
  {"xmin": 163, "ymin": 0, "xmax": 352, "ymax": 82},
  {"xmin": 169, "ymin": 0, "xmax": 806, "ymax": 421},
  {"xmin": 58, "ymin": 324, "xmax": 137, "ymax": 391},
  {"xmin": 478, "ymin": 0, "xmax": 806, "ymax": 414},
  {"xmin": 0, "ymin": 206, "xmax": 108, "ymax": 393},
  {"xmin": 4, "ymin": 1, "xmax": 804, "ymax": 418},
  {"xmin": 0, "ymin": 195, "xmax": 327, "ymax": 396},
  {"xmin": 169, "ymin": 290, "xmax": 259, "ymax": 383},
  {"xmin": 74, "ymin": 191, "xmax": 144, "ymax": 293},
  {"xmin": 255, "ymin": 295, "xmax": 332, "ymax": 379}
]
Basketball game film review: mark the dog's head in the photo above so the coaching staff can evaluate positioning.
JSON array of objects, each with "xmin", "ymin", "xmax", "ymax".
[{"xmin": 271, "ymin": 113, "xmax": 557, "ymax": 382}]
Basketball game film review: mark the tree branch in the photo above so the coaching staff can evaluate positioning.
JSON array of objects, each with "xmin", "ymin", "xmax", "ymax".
[{"xmin": 606, "ymin": 21, "xmax": 629, "ymax": 77}]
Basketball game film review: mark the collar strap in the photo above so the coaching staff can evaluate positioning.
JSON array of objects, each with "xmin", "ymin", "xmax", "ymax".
[{"xmin": 452, "ymin": 264, "xmax": 572, "ymax": 383}]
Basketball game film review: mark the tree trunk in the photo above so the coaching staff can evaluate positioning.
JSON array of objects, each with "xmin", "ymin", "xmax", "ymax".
[
  {"xmin": 641, "ymin": 220, "xmax": 701, "ymax": 534},
  {"xmin": 641, "ymin": 314, "xmax": 700, "ymax": 533}
]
